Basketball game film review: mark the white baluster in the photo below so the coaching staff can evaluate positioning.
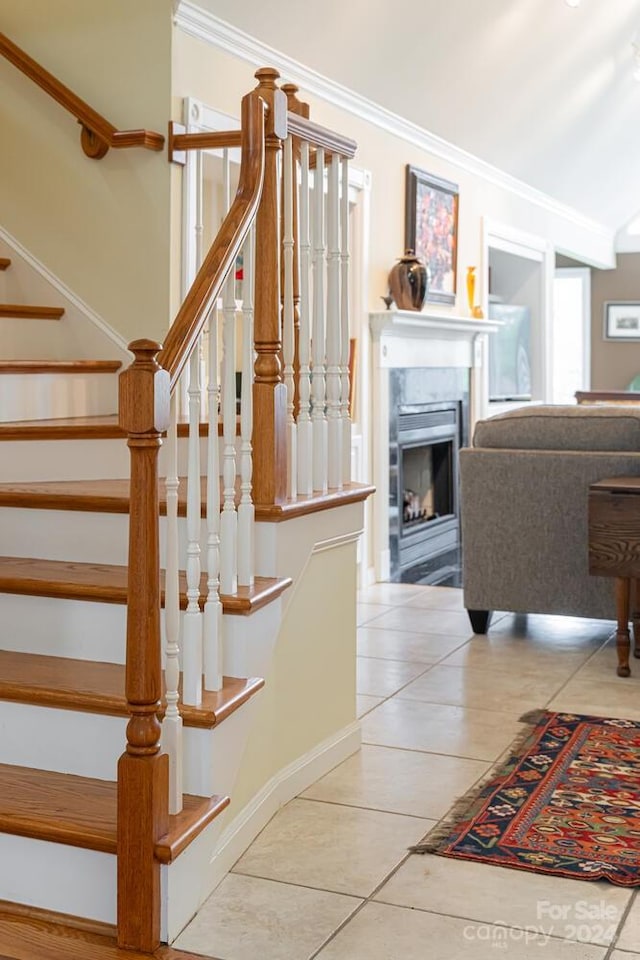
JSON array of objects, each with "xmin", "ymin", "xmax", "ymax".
[
  {"xmin": 219, "ymin": 151, "xmax": 238, "ymax": 595},
  {"xmin": 297, "ymin": 141, "xmax": 313, "ymax": 496},
  {"xmin": 326, "ymin": 153, "xmax": 342, "ymax": 490},
  {"xmin": 162, "ymin": 394, "xmax": 183, "ymax": 813},
  {"xmin": 237, "ymin": 226, "xmax": 255, "ymax": 586},
  {"xmin": 312, "ymin": 147, "xmax": 328, "ymax": 493},
  {"xmin": 283, "ymin": 135, "xmax": 297, "ymax": 499},
  {"xmin": 340, "ymin": 157, "xmax": 352, "ymax": 485},
  {"xmin": 220, "ymin": 269, "xmax": 238, "ymax": 594},
  {"xmin": 204, "ymin": 303, "xmax": 223, "ymax": 691},
  {"xmin": 182, "ymin": 347, "xmax": 203, "ymax": 706}
]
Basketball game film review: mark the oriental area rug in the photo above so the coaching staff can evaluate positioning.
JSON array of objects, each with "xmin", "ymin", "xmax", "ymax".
[{"xmin": 411, "ymin": 710, "xmax": 640, "ymax": 885}]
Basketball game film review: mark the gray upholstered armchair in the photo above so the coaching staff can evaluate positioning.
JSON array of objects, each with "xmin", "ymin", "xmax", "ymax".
[{"xmin": 459, "ymin": 405, "xmax": 640, "ymax": 633}]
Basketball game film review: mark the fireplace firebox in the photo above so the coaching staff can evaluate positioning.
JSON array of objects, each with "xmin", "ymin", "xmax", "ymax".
[{"xmin": 390, "ymin": 402, "xmax": 460, "ymax": 583}]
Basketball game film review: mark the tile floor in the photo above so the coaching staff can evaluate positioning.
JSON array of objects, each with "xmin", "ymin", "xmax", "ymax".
[{"xmin": 175, "ymin": 583, "xmax": 640, "ymax": 959}]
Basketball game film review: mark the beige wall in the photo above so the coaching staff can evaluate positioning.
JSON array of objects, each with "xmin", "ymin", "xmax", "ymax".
[
  {"xmin": 591, "ymin": 254, "xmax": 640, "ymax": 390},
  {"xmin": 171, "ymin": 29, "xmax": 613, "ymax": 322},
  {"xmin": 230, "ymin": 541, "xmax": 357, "ymax": 814},
  {"xmin": 1, "ymin": 1, "xmax": 174, "ymax": 342}
]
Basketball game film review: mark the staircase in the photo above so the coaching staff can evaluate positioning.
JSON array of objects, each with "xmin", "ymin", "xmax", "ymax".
[
  {"xmin": 0, "ymin": 35, "xmax": 371, "ymax": 959},
  {"xmin": 0, "ymin": 258, "xmax": 288, "ymax": 953},
  {"xmin": 0, "ymin": 402, "xmax": 283, "ymax": 947}
]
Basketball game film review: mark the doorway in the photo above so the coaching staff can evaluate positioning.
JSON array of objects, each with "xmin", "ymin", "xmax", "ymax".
[{"xmin": 552, "ymin": 268, "xmax": 591, "ymax": 403}]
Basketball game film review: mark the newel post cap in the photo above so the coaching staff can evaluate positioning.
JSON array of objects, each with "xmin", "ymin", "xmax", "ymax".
[
  {"xmin": 254, "ymin": 66, "xmax": 287, "ymax": 140},
  {"xmin": 119, "ymin": 339, "xmax": 170, "ymax": 435}
]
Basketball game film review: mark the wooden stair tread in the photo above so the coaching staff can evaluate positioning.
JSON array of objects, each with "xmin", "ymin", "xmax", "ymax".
[
  {"xmin": 0, "ymin": 556, "xmax": 291, "ymax": 615},
  {"xmin": 0, "ymin": 904, "xmax": 207, "ymax": 960},
  {"xmin": 0, "ymin": 304, "xmax": 64, "ymax": 320},
  {"xmin": 0, "ymin": 361, "xmax": 121, "ymax": 374},
  {"xmin": 0, "ymin": 650, "xmax": 264, "ymax": 729},
  {"xmin": 0, "ymin": 476, "xmax": 376, "ymax": 521},
  {"xmin": 0, "ymin": 259, "xmax": 11, "ymax": 271},
  {"xmin": 0, "ymin": 415, "xmax": 226, "ymax": 440},
  {"xmin": 0, "ymin": 763, "xmax": 227, "ymax": 861}
]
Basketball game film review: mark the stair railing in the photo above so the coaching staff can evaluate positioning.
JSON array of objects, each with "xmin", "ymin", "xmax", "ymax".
[
  {"xmin": 116, "ymin": 80, "xmax": 268, "ymax": 952},
  {"xmin": 0, "ymin": 32, "xmax": 164, "ymax": 158},
  {"xmin": 280, "ymin": 90, "xmax": 357, "ymax": 497},
  {"xmin": 117, "ymin": 65, "xmax": 357, "ymax": 952}
]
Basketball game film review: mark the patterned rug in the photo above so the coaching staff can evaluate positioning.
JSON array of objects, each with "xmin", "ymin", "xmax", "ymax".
[{"xmin": 411, "ymin": 710, "xmax": 640, "ymax": 885}]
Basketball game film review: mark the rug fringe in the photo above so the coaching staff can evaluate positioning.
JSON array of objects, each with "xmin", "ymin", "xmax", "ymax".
[
  {"xmin": 409, "ymin": 709, "xmax": 548, "ymax": 856},
  {"xmin": 519, "ymin": 708, "xmax": 550, "ymax": 726}
]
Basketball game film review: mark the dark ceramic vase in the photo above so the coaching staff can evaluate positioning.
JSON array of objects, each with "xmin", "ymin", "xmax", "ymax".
[{"xmin": 388, "ymin": 250, "xmax": 428, "ymax": 311}]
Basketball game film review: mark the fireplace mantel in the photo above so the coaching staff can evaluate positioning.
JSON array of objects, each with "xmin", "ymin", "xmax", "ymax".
[
  {"xmin": 369, "ymin": 309, "xmax": 500, "ymax": 581},
  {"xmin": 370, "ymin": 309, "xmax": 500, "ymax": 341}
]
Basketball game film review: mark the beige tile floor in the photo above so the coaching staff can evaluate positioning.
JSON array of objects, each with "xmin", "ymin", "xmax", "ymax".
[{"xmin": 175, "ymin": 583, "xmax": 640, "ymax": 960}]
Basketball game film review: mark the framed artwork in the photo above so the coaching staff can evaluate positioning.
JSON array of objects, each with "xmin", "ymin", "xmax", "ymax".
[
  {"xmin": 405, "ymin": 166, "xmax": 459, "ymax": 305},
  {"xmin": 604, "ymin": 301, "xmax": 640, "ymax": 341}
]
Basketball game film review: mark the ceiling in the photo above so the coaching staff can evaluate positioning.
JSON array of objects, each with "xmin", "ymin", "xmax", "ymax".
[{"xmin": 194, "ymin": 0, "xmax": 640, "ymax": 232}]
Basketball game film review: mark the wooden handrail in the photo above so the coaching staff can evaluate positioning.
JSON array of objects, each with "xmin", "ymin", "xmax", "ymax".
[
  {"xmin": 159, "ymin": 89, "xmax": 267, "ymax": 391},
  {"xmin": 287, "ymin": 112, "xmax": 357, "ymax": 159},
  {"xmin": 0, "ymin": 32, "xmax": 164, "ymax": 158},
  {"xmin": 168, "ymin": 122, "xmax": 242, "ymax": 163}
]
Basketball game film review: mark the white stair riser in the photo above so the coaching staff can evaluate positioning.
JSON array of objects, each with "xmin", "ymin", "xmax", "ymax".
[
  {"xmin": 0, "ymin": 436, "xmax": 237, "ymax": 481},
  {"xmin": 0, "ymin": 595, "xmax": 127, "ymax": 662},
  {"xmin": 0, "ymin": 375, "xmax": 118, "ymax": 423},
  {"xmin": 0, "ymin": 439, "xmax": 131, "ymax": 481},
  {"xmin": 0, "ymin": 696, "xmax": 260, "ymax": 797},
  {"xmin": 0, "ymin": 507, "xmax": 227, "ymax": 568},
  {"xmin": 0, "ymin": 590, "xmax": 278, "ymax": 671},
  {"xmin": 0, "ymin": 833, "xmax": 115, "ymax": 924}
]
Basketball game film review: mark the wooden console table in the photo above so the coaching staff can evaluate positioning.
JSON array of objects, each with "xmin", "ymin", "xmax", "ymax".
[{"xmin": 588, "ymin": 476, "xmax": 640, "ymax": 676}]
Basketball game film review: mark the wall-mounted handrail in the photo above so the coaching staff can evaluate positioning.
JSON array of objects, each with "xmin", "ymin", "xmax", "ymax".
[
  {"xmin": 159, "ymin": 89, "xmax": 267, "ymax": 391},
  {"xmin": 0, "ymin": 31, "xmax": 164, "ymax": 158}
]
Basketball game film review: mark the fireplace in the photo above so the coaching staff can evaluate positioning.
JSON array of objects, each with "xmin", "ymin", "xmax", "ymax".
[
  {"xmin": 389, "ymin": 389, "xmax": 465, "ymax": 585},
  {"xmin": 369, "ymin": 309, "xmax": 499, "ymax": 585}
]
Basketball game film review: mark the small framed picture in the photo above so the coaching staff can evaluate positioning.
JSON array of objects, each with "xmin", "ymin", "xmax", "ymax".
[
  {"xmin": 405, "ymin": 165, "xmax": 459, "ymax": 305},
  {"xmin": 604, "ymin": 301, "xmax": 640, "ymax": 340}
]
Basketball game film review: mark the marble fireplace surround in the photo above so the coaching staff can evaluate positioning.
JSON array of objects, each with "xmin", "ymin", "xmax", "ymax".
[{"xmin": 370, "ymin": 309, "xmax": 500, "ymax": 581}]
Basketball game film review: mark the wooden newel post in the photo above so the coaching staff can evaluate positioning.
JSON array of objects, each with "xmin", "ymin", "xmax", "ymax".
[
  {"xmin": 117, "ymin": 339, "xmax": 170, "ymax": 952},
  {"xmin": 252, "ymin": 67, "xmax": 288, "ymax": 506}
]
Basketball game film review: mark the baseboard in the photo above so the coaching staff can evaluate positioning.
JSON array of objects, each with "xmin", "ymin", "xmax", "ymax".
[{"xmin": 203, "ymin": 720, "xmax": 361, "ymax": 895}]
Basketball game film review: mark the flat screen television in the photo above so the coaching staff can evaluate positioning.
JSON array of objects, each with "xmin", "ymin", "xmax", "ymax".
[{"xmin": 488, "ymin": 303, "xmax": 532, "ymax": 402}]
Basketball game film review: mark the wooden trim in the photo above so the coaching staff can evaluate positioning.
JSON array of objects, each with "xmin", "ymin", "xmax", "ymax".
[
  {"xmin": 0, "ymin": 478, "xmax": 374, "ymax": 520},
  {"xmin": 155, "ymin": 794, "xmax": 230, "ymax": 863},
  {"xmin": 0, "ymin": 32, "xmax": 164, "ymax": 158},
  {"xmin": 0, "ymin": 904, "xmax": 210, "ymax": 959},
  {"xmin": 252, "ymin": 68, "xmax": 288, "ymax": 507},
  {"xmin": 0, "ymin": 360, "xmax": 121, "ymax": 374},
  {"xmin": 0, "ymin": 763, "xmax": 227, "ymax": 863},
  {"xmin": 575, "ymin": 390, "xmax": 640, "ymax": 404},
  {"xmin": 0, "ymin": 415, "xmax": 232, "ymax": 440},
  {"xmin": 254, "ymin": 482, "xmax": 375, "ymax": 521},
  {"xmin": 0, "ymin": 650, "xmax": 264, "ymax": 729},
  {"xmin": 159, "ymin": 89, "xmax": 266, "ymax": 390},
  {"xmin": 287, "ymin": 112, "xmax": 356, "ymax": 159},
  {"xmin": 117, "ymin": 341, "xmax": 169, "ymax": 952},
  {"xmin": 0, "ymin": 303, "xmax": 64, "ymax": 320},
  {"xmin": 0, "ymin": 555, "xmax": 291, "ymax": 615},
  {"xmin": 0, "ymin": 898, "xmax": 117, "ymax": 939},
  {"xmin": 168, "ymin": 120, "xmax": 242, "ymax": 162}
]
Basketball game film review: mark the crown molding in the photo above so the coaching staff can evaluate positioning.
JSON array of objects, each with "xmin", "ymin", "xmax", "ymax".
[{"xmin": 175, "ymin": 1, "xmax": 613, "ymax": 246}]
